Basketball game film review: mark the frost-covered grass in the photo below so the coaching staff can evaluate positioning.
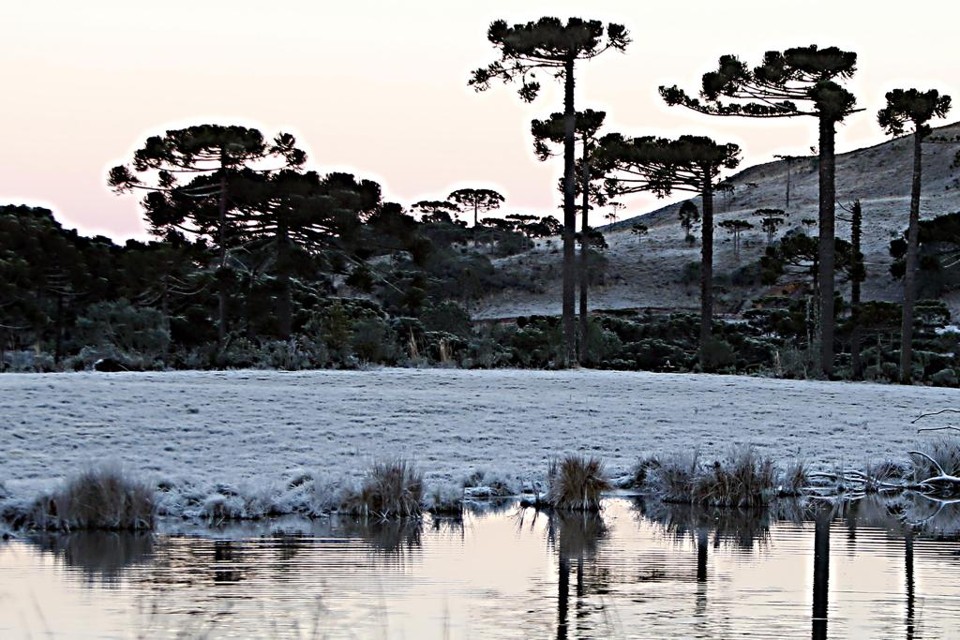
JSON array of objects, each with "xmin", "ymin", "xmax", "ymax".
[{"xmin": 0, "ymin": 368, "xmax": 952, "ymax": 525}]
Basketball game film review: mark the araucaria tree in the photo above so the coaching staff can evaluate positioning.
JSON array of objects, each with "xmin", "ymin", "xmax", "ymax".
[
  {"xmin": 601, "ymin": 134, "xmax": 740, "ymax": 369},
  {"xmin": 877, "ymin": 88, "xmax": 952, "ymax": 383},
  {"xmin": 661, "ymin": 45, "xmax": 858, "ymax": 377},
  {"xmin": 109, "ymin": 125, "xmax": 305, "ymax": 348},
  {"xmin": 447, "ymin": 188, "xmax": 505, "ymax": 227},
  {"xmin": 531, "ymin": 108, "xmax": 607, "ymax": 363},
  {"xmin": 470, "ymin": 17, "xmax": 629, "ymax": 366}
]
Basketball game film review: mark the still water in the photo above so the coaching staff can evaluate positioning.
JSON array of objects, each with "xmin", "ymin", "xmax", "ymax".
[{"xmin": 1, "ymin": 498, "xmax": 958, "ymax": 639}]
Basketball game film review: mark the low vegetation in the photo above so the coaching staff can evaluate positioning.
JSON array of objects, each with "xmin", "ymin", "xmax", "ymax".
[
  {"xmin": 640, "ymin": 448, "xmax": 781, "ymax": 508},
  {"xmin": 547, "ymin": 456, "xmax": 611, "ymax": 512},
  {"xmin": 342, "ymin": 460, "xmax": 424, "ymax": 520},
  {"xmin": 27, "ymin": 468, "xmax": 155, "ymax": 531}
]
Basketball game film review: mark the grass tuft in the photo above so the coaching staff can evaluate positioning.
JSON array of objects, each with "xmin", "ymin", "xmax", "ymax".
[
  {"xmin": 547, "ymin": 455, "xmax": 611, "ymax": 512},
  {"xmin": 911, "ymin": 438, "xmax": 960, "ymax": 479},
  {"xmin": 343, "ymin": 460, "xmax": 423, "ymax": 519},
  {"xmin": 32, "ymin": 468, "xmax": 155, "ymax": 531},
  {"xmin": 693, "ymin": 449, "xmax": 775, "ymax": 508}
]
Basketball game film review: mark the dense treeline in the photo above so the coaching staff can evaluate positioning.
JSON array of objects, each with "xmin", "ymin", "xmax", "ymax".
[{"xmin": 5, "ymin": 17, "xmax": 960, "ymax": 385}]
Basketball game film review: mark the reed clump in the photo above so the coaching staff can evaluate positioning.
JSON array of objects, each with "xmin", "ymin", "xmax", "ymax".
[
  {"xmin": 32, "ymin": 468, "xmax": 155, "ymax": 531},
  {"xmin": 343, "ymin": 460, "xmax": 423, "ymax": 519},
  {"xmin": 651, "ymin": 448, "xmax": 776, "ymax": 508},
  {"xmin": 547, "ymin": 455, "xmax": 611, "ymax": 512}
]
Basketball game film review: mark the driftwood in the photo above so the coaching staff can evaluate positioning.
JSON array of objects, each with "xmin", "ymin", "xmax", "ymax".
[{"xmin": 912, "ymin": 409, "xmax": 960, "ymax": 434}]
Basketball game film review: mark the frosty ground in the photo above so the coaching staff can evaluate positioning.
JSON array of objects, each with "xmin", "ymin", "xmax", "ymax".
[{"xmin": 0, "ymin": 368, "xmax": 955, "ymax": 520}]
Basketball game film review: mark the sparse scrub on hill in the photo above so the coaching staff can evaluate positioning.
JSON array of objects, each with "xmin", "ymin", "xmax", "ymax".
[
  {"xmin": 342, "ymin": 460, "xmax": 424, "ymax": 520},
  {"xmin": 28, "ymin": 468, "xmax": 155, "ymax": 531}
]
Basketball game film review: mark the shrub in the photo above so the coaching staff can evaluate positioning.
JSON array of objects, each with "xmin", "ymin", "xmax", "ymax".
[
  {"xmin": 547, "ymin": 456, "xmax": 611, "ymax": 512},
  {"xmin": 31, "ymin": 468, "xmax": 155, "ymax": 531},
  {"xmin": 74, "ymin": 299, "xmax": 170, "ymax": 366},
  {"xmin": 930, "ymin": 368, "xmax": 959, "ymax": 387},
  {"xmin": 700, "ymin": 338, "xmax": 736, "ymax": 372},
  {"xmin": 343, "ymin": 460, "xmax": 423, "ymax": 519}
]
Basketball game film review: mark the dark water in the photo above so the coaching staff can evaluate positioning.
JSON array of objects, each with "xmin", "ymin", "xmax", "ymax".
[{"xmin": 2, "ymin": 497, "xmax": 959, "ymax": 639}]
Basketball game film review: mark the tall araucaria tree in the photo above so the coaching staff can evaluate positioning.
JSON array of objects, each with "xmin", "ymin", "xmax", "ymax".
[
  {"xmin": 599, "ymin": 134, "xmax": 740, "ymax": 370},
  {"xmin": 231, "ymin": 169, "xmax": 381, "ymax": 338},
  {"xmin": 470, "ymin": 17, "xmax": 629, "ymax": 366},
  {"xmin": 877, "ymin": 88, "xmax": 952, "ymax": 384},
  {"xmin": 660, "ymin": 45, "xmax": 858, "ymax": 377},
  {"xmin": 532, "ymin": 108, "xmax": 607, "ymax": 364},
  {"xmin": 108, "ymin": 125, "xmax": 306, "ymax": 347},
  {"xmin": 447, "ymin": 188, "xmax": 505, "ymax": 227}
]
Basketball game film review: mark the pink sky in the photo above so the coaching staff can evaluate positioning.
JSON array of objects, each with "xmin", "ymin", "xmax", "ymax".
[{"xmin": 2, "ymin": 1, "xmax": 956, "ymax": 241}]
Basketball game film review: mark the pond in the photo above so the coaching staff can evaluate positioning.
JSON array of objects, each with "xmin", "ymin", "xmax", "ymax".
[{"xmin": 1, "ymin": 497, "xmax": 958, "ymax": 639}]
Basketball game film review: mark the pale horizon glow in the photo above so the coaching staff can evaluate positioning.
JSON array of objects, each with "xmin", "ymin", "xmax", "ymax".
[{"xmin": 2, "ymin": 0, "xmax": 957, "ymax": 241}]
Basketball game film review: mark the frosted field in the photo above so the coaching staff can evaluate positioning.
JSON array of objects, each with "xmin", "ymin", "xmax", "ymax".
[{"xmin": 0, "ymin": 368, "xmax": 956, "ymax": 519}]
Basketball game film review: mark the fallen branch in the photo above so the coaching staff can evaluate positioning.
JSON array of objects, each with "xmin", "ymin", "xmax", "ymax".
[
  {"xmin": 911, "ymin": 409, "xmax": 960, "ymax": 424},
  {"xmin": 916, "ymin": 425, "xmax": 960, "ymax": 434},
  {"xmin": 908, "ymin": 451, "xmax": 947, "ymax": 477}
]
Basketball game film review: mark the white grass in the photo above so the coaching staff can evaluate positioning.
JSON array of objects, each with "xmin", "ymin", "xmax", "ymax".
[{"xmin": 0, "ymin": 368, "xmax": 950, "ymax": 522}]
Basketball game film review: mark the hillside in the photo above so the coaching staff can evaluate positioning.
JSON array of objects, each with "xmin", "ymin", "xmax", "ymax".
[{"xmin": 471, "ymin": 122, "xmax": 960, "ymax": 321}]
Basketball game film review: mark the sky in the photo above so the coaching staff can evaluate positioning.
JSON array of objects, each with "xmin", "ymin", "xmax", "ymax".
[{"xmin": 2, "ymin": 0, "xmax": 957, "ymax": 241}]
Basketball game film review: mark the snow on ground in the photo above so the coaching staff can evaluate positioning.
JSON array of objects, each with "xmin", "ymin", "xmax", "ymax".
[{"xmin": 0, "ymin": 368, "xmax": 956, "ymax": 518}]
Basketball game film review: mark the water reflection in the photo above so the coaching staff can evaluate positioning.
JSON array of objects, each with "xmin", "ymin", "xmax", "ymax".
[
  {"xmin": 546, "ymin": 511, "xmax": 607, "ymax": 640},
  {"xmin": 5, "ymin": 495, "xmax": 960, "ymax": 639},
  {"xmin": 33, "ymin": 531, "xmax": 154, "ymax": 585},
  {"xmin": 812, "ymin": 506, "xmax": 830, "ymax": 640}
]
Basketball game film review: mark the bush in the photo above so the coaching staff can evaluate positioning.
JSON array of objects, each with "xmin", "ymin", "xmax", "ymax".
[
  {"xmin": 547, "ymin": 456, "xmax": 611, "ymax": 512},
  {"xmin": 30, "ymin": 468, "xmax": 155, "ymax": 531},
  {"xmin": 931, "ymin": 368, "xmax": 959, "ymax": 387},
  {"xmin": 343, "ymin": 460, "xmax": 423, "ymax": 519},
  {"xmin": 74, "ymin": 300, "xmax": 170, "ymax": 366},
  {"xmin": 700, "ymin": 338, "xmax": 736, "ymax": 372}
]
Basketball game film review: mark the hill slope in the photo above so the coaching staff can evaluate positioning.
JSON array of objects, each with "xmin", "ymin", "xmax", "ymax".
[{"xmin": 471, "ymin": 122, "xmax": 960, "ymax": 320}]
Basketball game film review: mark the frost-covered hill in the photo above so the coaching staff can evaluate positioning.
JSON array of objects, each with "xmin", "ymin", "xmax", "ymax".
[{"xmin": 472, "ymin": 122, "xmax": 960, "ymax": 320}]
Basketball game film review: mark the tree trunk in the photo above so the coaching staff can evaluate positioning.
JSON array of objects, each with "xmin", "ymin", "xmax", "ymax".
[
  {"xmin": 217, "ymin": 170, "xmax": 229, "ymax": 348},
  {"xmin": 850, "ymin": 200, "xmax": 864, "ymax": 380},
  {"xmin": 900, "ymin": 129, "xmax": 923, "ymax": 384},
  {"xmin": 561, "ymin": 56, "xmax": 577, "ymax": 367},
  {"xmin": 817, "ymin": 116, "xmax": 837, "ymax": 378},
  {"xmin": 699, "ymin": 174, "xmax": 714, "ymax": 370},
  {"xmin": 277, "ymin": 208, "xmax": 292, "ymax": 340},
  {"xmin": 578, "ymin": 136, "xmax": 590, "ymax": 366}
]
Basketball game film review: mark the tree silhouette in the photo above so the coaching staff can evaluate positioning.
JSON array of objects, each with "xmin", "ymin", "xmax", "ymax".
[
  {"xmin": 446, "ymin": 188, "xmax": 504, "ymax": 227},
  {"xmin": 755, "ymin": 208, "xmax": 788, "ymax": 244},
  {"xmin": 412, "ymin": 199, "xmax": 461, "ymax": 224},
  {"xmin": 718, "ymin": 219, "xmax": 753, "ymax": 260},
  {"xmin": 109, "ymin": 125, "xmax": 305, "ymax": 347},
  {"xmin": 532, "ymin": 108, "xmax": 607, "ymax": 363},
  {"xmin": 601, "ymin": 134, "xmax": 740, "ymax": 369},
  {"xmin": 470, "ymin": 17, "xmax": 630, "ymax": 365},
  {"xmin": 877, "ymin": 88, "xmax": 952, "ymax": 383},
  {"xmin": 232, "ymin": 170, "xmax": 381, "ymax": 338},
  {"xmin": 678, "ymin": 200, "xmax": 701, "ymax": 244},
  {"xmin": 661, "ymin": 45, "xmax": 859, "ymax": 377}
]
